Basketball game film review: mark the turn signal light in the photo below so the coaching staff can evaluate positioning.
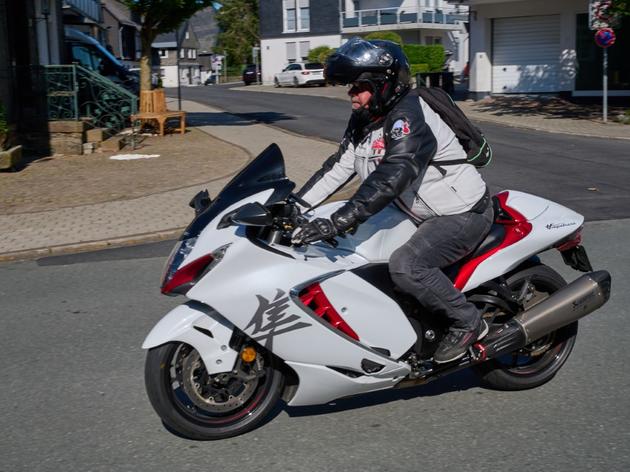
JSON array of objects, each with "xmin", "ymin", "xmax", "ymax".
[{"xmin": 241, "ymin": 347, "xmax": 257, "ymax": 363}]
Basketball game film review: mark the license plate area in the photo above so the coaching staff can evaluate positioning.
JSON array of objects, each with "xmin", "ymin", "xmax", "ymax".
[{"xmin": 561, "ymin": 245, "xmax": 593, "ymax": 272}]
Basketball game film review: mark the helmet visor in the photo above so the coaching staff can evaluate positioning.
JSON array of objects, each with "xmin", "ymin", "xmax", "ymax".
[{"xmin": 336, "ymin": 37, "xmax": 384, "ymax": 65}]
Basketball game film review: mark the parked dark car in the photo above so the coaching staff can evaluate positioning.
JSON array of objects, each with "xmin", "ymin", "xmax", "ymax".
[
  {"xmin": 242, "ymin": 64, "xmax": 261, "ymax": 85},
  {"xmin": 64, "ymin": 28, "xmax": 139, "ymax": 94}
]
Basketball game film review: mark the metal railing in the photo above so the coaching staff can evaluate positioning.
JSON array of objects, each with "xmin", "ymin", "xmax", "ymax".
[
  {"xmin": 341, "ymin": 6, "xmax": 467, "ymax": 29},
  {"xmin": 63, "ymin": 0, "xmax": 102, "ymax": 23},
  {"xmin": 44, "ymin": 65, "xmax": 138, "ymax": 135}
]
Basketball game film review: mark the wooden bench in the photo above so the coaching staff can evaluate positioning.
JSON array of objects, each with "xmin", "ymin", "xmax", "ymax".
[{"xmin": 131, "ymin": 89, "xmax": 186, "ymax": 136}]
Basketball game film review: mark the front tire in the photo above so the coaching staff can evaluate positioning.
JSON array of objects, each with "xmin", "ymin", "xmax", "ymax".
[
  {"xmin": 145, "ymin": 342, "xmax": 284, "ymax": 440},
  {"xmin": 474, "ymin": 265, "xmax": 578, "ymax": 390}
]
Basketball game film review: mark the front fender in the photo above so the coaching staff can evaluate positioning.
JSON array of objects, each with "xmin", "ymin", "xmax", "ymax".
[{"xmin": 142, "ymin": 301, "xmax": 239, "ymax": 375}]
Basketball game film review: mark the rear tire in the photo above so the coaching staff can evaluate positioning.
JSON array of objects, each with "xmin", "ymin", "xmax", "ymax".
[
  {"xmin": 474, "ymin": 265, "xmax": 578, "ymax": 390},
  {"xmin": 145, "ymin": 342, "xmax": 284, "ymax": 440}
]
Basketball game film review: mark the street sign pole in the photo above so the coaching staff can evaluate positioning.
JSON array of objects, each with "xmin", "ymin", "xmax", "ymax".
[{"xmin": 603, "ymin": 47, "xmax": 608, "ymax": 123}]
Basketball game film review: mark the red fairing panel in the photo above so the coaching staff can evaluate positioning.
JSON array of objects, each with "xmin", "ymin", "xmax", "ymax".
[{"xmin": 453, "ymin": 191, "xmax": 533, "ymax": 290}]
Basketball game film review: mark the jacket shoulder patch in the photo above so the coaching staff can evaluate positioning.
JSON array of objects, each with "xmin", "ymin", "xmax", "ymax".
[{"xmin": 391, "ymin": 118, "xmax": 410, "ymax": 140}]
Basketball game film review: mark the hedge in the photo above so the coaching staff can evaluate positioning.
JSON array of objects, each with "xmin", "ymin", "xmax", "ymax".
[
  {"xmin": 409, "ymin": 63, "xmax": 430, "ymax": 75},
  {"xmin": 402, "ymin": 44, "xmax": 445, "ymax": 72},
  {"xmin": 365, "ymin": 31, "xmax": 403, "ymax": 45}
]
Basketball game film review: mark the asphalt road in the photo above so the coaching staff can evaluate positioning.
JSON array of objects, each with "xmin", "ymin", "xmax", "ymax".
[
  {"xmin": 172, "ymin": 84, "xmax": 630, "ymax": 221},
  {"xmin": 1, "ymin": 219, "xmax": 629, "ymax": 472}
]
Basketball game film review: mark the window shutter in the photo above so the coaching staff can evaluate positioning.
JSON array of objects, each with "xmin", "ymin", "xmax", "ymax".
[
  {"xmin": 299, "ymin": 41, "xmax": 310, "ymax": 60},
  {"xmin": 286, "ymin": 42, "xmax": 297, "ymax": 61}
]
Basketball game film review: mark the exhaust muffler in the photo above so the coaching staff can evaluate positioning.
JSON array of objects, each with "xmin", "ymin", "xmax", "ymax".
[{"xmin": 478, "ymin": 270, "xmax": 611, "ymax": 359}]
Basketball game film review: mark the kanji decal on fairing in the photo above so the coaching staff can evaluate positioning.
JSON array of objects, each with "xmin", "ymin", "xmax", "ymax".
[
  {"xmin": 391, "ymin": 119, "xmax": 410, "ymax": 140},
  {"xmin": 244, "ymin": 289, "xmax": 312, "ymax": 348}
]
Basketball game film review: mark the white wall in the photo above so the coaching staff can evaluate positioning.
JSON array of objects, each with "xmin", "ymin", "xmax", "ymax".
[
  {"xmin": 261, "ymin": 34, "xmax": 342, "ymax": 85},
  {"xmin": 468, "ymin": 0, "xmax": 587, "ymax": 95}
]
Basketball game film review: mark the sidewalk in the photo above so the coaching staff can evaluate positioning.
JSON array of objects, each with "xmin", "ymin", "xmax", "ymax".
[{"xmin": 0, "ymin": 100, "xmax": 336, "ymax": 262}]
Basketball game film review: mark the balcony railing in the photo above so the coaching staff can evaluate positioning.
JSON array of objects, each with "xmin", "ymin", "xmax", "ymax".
[
  {"xmin": 63, "ymin": 0, "xmax": 102, "ymax": 23},
  {"xmin": 341, "ymin": 6, "xmax": 467, "ymax": 30}
]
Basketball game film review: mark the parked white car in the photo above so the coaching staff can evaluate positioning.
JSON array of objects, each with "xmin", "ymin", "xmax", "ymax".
[{"xmin": 273, "ymin": 62, "xmax": 326, "ymax": 87}]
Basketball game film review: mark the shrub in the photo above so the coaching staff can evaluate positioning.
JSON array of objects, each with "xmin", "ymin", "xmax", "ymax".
[
  {"xmin": 402, "ymin": 44, "xmax": 445, "ymax": 72},
  {"xmin": 409, "ymin": 63, "xmax": 430, "ymax": 75},
  {"xmin": 308, "ymin": 46, "xmax": 335, "ymax": 64},
  {"xmin": 365, "ymin": 31, "xmax": 403, "ymax": 45}
]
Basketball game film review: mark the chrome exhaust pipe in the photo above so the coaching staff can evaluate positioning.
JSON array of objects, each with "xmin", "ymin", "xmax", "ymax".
[{"xmin": 479, "ymin": 270, "xmax": 611, "ymax": 359}]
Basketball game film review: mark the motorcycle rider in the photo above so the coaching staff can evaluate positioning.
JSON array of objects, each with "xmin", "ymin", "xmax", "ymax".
[{"xmin": 292, "ymin": 37, "xmax": 494, "ymax": 363}]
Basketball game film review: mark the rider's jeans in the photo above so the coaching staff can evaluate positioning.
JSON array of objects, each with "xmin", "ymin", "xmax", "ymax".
[{"xmin": 389, "ymin": 203, "xmax": 494, "ymax": 330}]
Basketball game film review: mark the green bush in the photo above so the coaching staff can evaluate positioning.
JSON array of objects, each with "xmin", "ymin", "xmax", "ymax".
[
  {"xmin": 308, "ymin": 46, "xmax": 335, "ymax": 64},
  {"xmin": 409, "ymin": 63, "xmax": 430, "ymax": 75},
  {"xmin": 365, "ymin": 31, "xmax": 403, "ymax": 45},
  {"xmin": 402, "ymin": 44, "xmax": 445, "ymax": 72}
]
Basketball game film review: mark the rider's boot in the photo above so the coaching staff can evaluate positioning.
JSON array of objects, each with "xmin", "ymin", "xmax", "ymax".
[{"xmin": 433, "ymin": 318, "xmax": 488, "ymax": 364}]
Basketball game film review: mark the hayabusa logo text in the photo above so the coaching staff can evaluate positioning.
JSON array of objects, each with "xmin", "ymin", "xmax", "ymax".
[
  {"xmin": 244, "ymin": 289, "xmax": 312, "ymax": 348},
  {"xmin": 546, "ymin": 222, "xmax": 577, "ymax": 230}
]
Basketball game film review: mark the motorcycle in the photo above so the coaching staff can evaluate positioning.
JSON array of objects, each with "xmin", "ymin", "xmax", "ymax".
[{"xmin": 143, "ymin": 144, "xmax": 611, "ymax": 440}]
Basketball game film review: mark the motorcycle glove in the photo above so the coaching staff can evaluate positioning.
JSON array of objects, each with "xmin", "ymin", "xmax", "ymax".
[{"xmin": 292, "ymin": 218, "xmax": 338, "ymax": 244}]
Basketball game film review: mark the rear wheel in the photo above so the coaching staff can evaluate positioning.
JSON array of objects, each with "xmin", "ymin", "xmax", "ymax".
[
  {"xmin": 474, "ymin": 265, "xmax": 578, "ymax": 390},
  {"xmin": 145, "ymin": 342, "xmax": 284, "ymax": 440}
]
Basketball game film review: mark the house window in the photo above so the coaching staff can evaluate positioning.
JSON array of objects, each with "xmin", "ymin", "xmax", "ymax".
[
  {"xmin": 284, "ymin": 0, "xmax": 309, "ymax": 32},
  {"xmin": 300, "ymin": 6, "xmax": 310, "ymax": 30},
  {"xmin": 192, "ymin": 49, "xmax": 197, "ymax": 59},
  {"xmin": 180, "ymin": 48, "xmax": 186, "ymax": 58},
  {"xmin": 185, "ymin": 31, "xmax": 190, "ymax": 40},
  {"xmin": 425, "ymin": 36, "xmax": 442, "ymax": 45},
  {"xmin": 160, "ymin": 68, "xmax": 166, "ymax": 77},
  {"xmin": 286, "ymin": 42, "xmax": 297, "ymax": 63},
  {"xmin": 299, "ymin": 41, "xmax": 310, "ymax": 61},
  {"xmin": 188, "ymin": 49, "xmax": 194, "ymax": 59},
  {"xmin": 158, "ymin": 49, "xmax": 168, "ymax": 58}
]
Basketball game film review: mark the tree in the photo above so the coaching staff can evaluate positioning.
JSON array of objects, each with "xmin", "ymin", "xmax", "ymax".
[
  {"xmin": 122, "ymin": 0, "xmax": 214, "ymax": 91},
  {"xmin": 214, "ymin": 0, "xmax": 259, "ymax": 66},
  {"xmin": 610, "ymin": 0, "xmax": 630, "ymax": 17},
  {"xmin": 307, "ymin": 46, "xmax": 334, "ymax": 64}
]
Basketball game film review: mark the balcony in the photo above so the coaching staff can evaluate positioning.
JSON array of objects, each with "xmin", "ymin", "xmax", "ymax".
[
  {"xmin": 341, "ymin": 6, "xmax": 467, "ymax": 32},
  {"xmin": 63, "ymin": 0, "xmax": 102, "ymax": 23}
]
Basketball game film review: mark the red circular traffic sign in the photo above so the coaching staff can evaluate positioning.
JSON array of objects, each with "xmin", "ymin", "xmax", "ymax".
[{"xmin": 595, "ymin": 28, "xmax": 616, "ymax": 48}]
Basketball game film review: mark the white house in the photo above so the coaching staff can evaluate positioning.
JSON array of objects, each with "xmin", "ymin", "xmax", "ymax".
[
  {"xmin": 259, "ymin": 0, "xmax": 470, "ymax": 86},
  {"xmin": 452, "ymin": 0, "xmax": 630, "ymax": 98}
]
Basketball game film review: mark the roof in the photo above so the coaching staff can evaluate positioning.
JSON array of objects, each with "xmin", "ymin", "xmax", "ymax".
[{"xmin": 102, "ymin": 0, "xmax": 140, "ymax": 30}]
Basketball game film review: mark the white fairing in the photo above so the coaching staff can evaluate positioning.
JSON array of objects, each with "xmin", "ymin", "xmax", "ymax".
[
  {"xmin": 311, "ymin": 202, "xmax": 417, "ymax": 262},
  {"xmin": 142, "ymin": 302, "xmax": 239, "ymax": 375},
  {"xmin": 461, "ymin": 191, "xmax": 584, "ymax": 291},
  {"xmin": 146, "ymin": 187, "xmax": 585, "ymax": 407}
]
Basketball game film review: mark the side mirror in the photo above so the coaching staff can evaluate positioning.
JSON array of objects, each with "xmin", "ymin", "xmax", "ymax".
[{"xmin": 231, "ymin": 202, "xmax": 273, "ymax": 227}]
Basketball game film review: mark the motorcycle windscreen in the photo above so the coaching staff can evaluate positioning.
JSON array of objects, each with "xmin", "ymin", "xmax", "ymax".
[{"xmin": 182, "ymin": 143, "xmax": 295, "ymax": 239}]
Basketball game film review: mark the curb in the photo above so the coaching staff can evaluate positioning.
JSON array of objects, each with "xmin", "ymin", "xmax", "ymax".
[
  {"xmin": 462, "ymin": 113, "xmax": 630, "ymax": 141},
  {"xmin": 0, "ymin": 228, "xmax": 184, "ymax": 263}
]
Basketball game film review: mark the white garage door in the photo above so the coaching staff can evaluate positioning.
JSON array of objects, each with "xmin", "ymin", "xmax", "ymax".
[{"xmin": 492, "ymin": 15, "xmax": 561, "ymax": 93}]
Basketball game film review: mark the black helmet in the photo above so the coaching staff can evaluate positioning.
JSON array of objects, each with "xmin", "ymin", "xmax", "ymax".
[{"xmin": 325, "ymin": 37, "xmax": 410, "ymax": 116}]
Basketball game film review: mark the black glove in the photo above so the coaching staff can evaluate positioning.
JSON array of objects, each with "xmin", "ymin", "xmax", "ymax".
[{"xmin": 292, "ymin": 218, "xmax": 338, "ymax": 245}]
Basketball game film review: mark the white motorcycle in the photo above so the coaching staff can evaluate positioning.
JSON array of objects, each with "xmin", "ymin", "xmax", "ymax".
[{"xmin": 143, "ymin": 144, "xmax": 611, "ymax": 440}]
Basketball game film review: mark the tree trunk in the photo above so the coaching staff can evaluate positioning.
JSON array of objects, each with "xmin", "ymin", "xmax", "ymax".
[{"xmin": 140, "ymin": 31, "xmax": 155, "ymax": 92}]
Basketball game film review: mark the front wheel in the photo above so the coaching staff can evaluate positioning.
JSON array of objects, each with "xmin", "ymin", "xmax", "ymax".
[
  {"xmin": 474, "ymin": 265, "xmax": 578, "ymax": 390},
  {"xmin": 145, "ymin": 342, "xmax": 284, "ymax": 440}
]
